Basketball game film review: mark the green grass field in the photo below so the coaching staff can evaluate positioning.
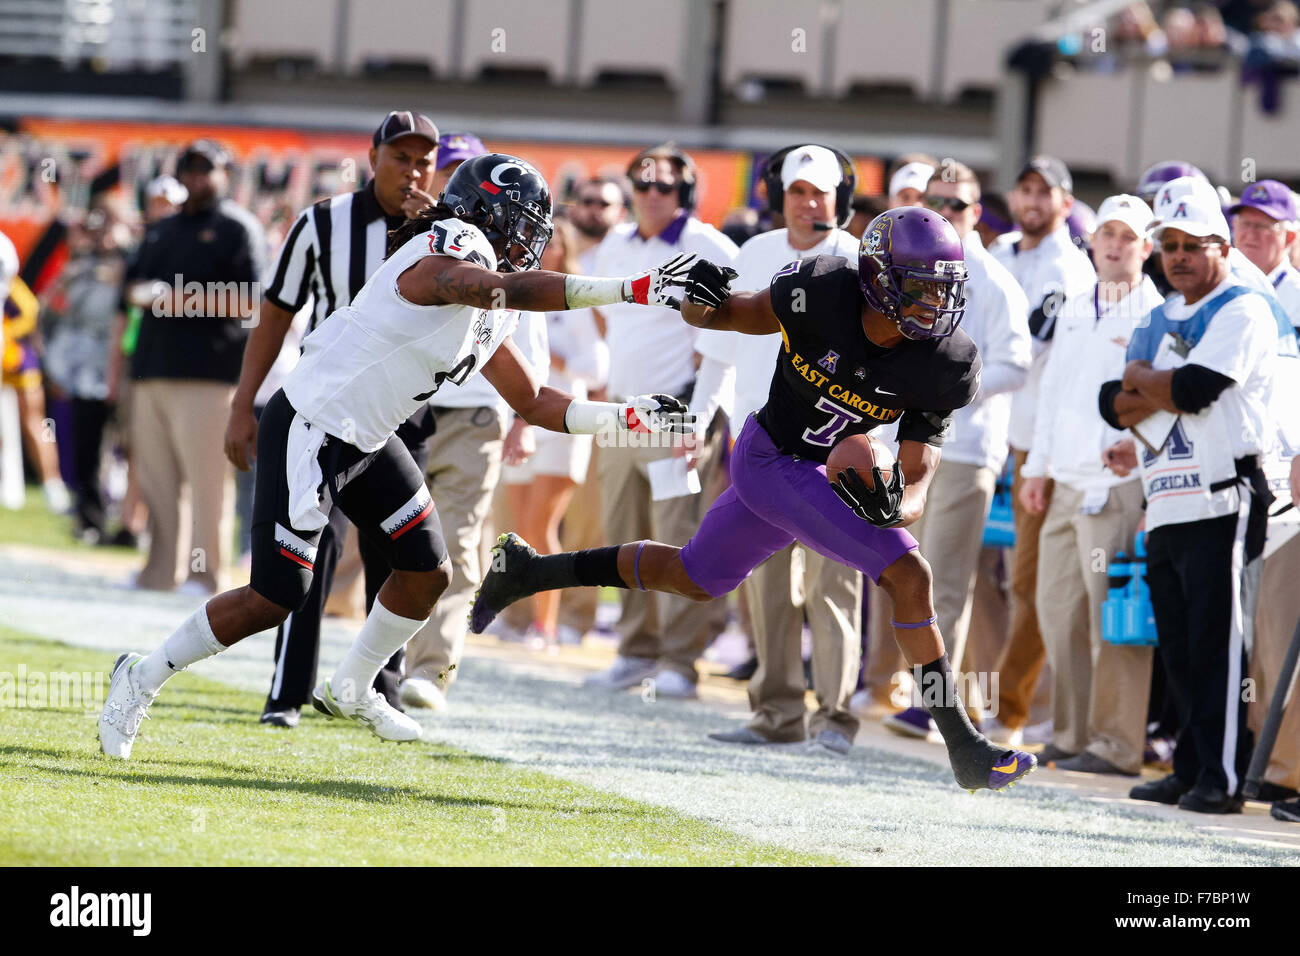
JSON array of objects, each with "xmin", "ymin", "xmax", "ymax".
[
  {"xmin": 0, "ymin": 486, "xmax": 136, "ymax": 555},
  {"xmin": 0, "ymin": 628, "xmax": 836, "ymax": 866}
]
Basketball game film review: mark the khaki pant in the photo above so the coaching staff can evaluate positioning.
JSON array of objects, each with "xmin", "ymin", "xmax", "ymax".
[
  {"xmin": 1036, "ymin": 479, "xmax": 1151, "ymax": 771},
  {"xmin": 744, "ymin": 543, "xmax": 862, "ymax": 741},
  {"xmin": 909, "ymin": 459, "xmax": 997, "ymax": 712},
  {"xmin": 1250, "ymin": 531, "xmax": 1300, "ymax": 791},
  {"xmin": 599, "ymin": 431, "xmax": 724, "ymax": 682},
  {"xmin": 993, "ymin": 449, "xmax": 1049, "ymax": 729},
  {"xmin": 131, "ymin": 379, "xmax": 235, "ymax": 593},
  {"xmin": 405, "ymin": 406, "xmax": 505, "ymax": 687}
]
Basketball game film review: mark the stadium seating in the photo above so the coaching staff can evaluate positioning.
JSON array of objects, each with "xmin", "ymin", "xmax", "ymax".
[
  {"xmin": 721, "ymin": 0, "xmax": 826, "ymax": 95},
  {"xmin": 830, "ymin": 0, "xmax": 939, "ymax": 98},
  {"xmin": 459, "ymin": 0, "xmax": 571, "ymax": 83},
  {"xmin": 229, "ymin": 0, "xmax": 341, "ymax": 72},
  {"xmin": 577, "ymin": 0, "xmax": 689, "ymax": 88},
  {"xmin": 1036, "ymin": 70, "xmax": 1137, "ymax": 183},
  {"xmin": 341, "ymin": 0, "xmax": 456, "ymax": 77},
  {"xmin": 938, "ymin": 0, "xmax": 1053, "ymax": 101}
]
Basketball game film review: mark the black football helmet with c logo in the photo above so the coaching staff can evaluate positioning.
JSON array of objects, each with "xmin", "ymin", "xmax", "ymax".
[{"xmin": 439, "ymin": 153, "xmax": 554, "ymax": 272}]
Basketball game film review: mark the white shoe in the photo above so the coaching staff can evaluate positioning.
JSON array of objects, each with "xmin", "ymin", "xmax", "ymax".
[
  {"xmin": 399, "ymin": 678, "xmax": 448, "ymax": 711},
  {"xmin": 98, "ymin": 652, "xmax": 155, "ymax": 759},
  {"xmin": 175, "ymin": 579, "xmax": 215, "ymax": 598},
  {"xmin": 647, "ymin": 668, "xmax": 698, "ymax": 699},
  {"xmin": 311, "ymin": 680, "xmax": 422, "ymax": 742},
  {"xmin": 43, "ymin": 479, "xmax": 71, "ymax": 514},
  {"xmin": 981, "ymin": 716, "xmax": 1024, "ymax": 747},
  {"xmin": 584, "ymin": 655, "xmax": 657, "ymax": 690},
  {"xmin": 1023, "ymin": 719, "xmax": 1054, "ymax": 746}
]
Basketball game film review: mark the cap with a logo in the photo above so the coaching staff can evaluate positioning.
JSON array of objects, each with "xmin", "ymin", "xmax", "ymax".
[
  {"xmin": 1152, "ymin": 175, "xmax": 1220, "ymax": 223},
  {"xmin": 437, "ymin": 131, "xmax": 487, "ymax": 169},
  {"xmin": 372, "ymin": 110, "xmax": 439, "ymax": 149},
  {"xmin": 177, "ymin": 139, "xmax": 230, "ymax": 170},
  {"xmin": 1152, "ymin": 192, "xmax": 1231, "ymax": 241},
  {"xmin": 1229, "ymin": 180, "xmax": 1297, "ymax": 224},
  {"xmin": 888, "ymin": 161, "xmax": 934, "ymax": 198},
  {"xmin": 780, "ymin": 145, "xmax": 843, "ymax": 193},
  {"xmin": 1017, "ymin": 155, "xmax": 1073, "ymax": 194},
  {"xmin": 1093, "ymin": 194, "xmax": 1154, "ymax": 239}
]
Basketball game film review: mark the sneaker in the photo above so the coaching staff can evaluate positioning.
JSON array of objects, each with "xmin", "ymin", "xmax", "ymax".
[
  {"xmin": 980, "ymin": 716, "xmax": 1024, "ymax": 747},
  {"xmin": 311, "ymin": 680, "xmax": 422, "ymax": 742},
  {"xmin": 1270, "ymin": 798, "xmax": 1300, "ymax": 823},
  {"xmin": 469, "ymin": 532, "xmax": 539, "ymax": 634},
  {"xmin": 1054, "ymin": 751, "xmax": 1138, "ymax": 776},
  {"xmin": 524, "ymin": 626, "xmax": 558, "ymax": 653},
  {"xmin": 811, "ymin": 729, "xmax": 853, "ymax": 756},
  {"xmin": 259, "ymin": 706, "xmax": 300, "ymax": 729},
  {"xmin": 1178, "ymin": 783, "xmax": 1244, "ymax": 815},
  {"xmin": 883, "ymin": 706, "xmax": 936, "ymax": 740},
  {"xmin": 1129, "ymin": 772, "xmax": 1191, "ymax": 805},
  {"xmin": 646, "ymin": 668, "xmax": 698, "ymax": 699},
  {"xmin": 584, "ymin": 655, "xmax": 658, "ymax": 690},
  {"xmin": 399, "ymin": 677, "xmax": 448, "ymax": 711},
  {"xmin": 98, "ymin": 652, "xmax": 154, "ymax": 759},
  {"xmin": 1035, "ymin": 743, "xmax": 1079, "ymax": 767},
  {"xmin": 43, "ymin": 478, "xmax": 71, "ymax": 514},
  {"xmin": 723, "ymin": 655, "xmax": 758, "ymax": 681}
]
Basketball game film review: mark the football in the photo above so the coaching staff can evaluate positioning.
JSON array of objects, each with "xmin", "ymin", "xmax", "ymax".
[{"xmin": 826, "ymin": 433, "xmax": 895, "ymax": 492}]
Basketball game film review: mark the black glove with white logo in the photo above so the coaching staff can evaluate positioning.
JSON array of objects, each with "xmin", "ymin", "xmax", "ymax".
[
  {"xmin": 681, "ymin": 259, "xmax": 739, "ymax": 310},
  {"xmin": 832, "ymin": 466, "xmax": 906, "ymax": 527}
]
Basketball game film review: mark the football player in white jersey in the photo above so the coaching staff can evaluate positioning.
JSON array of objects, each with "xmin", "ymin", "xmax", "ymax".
[{"xmin": 98, "ymin": 154, "xmax": 704, "ymax": 757}]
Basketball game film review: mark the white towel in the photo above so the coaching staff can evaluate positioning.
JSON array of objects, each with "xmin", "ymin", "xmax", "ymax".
[{"xmin": 285, "ymin": 412, "xmax": 329, "ymax": 531}]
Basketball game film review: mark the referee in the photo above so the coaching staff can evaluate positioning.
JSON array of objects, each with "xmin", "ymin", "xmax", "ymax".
[{"xmin": 224, "ymin": 110, "xmax": 440, "ymax": 727}]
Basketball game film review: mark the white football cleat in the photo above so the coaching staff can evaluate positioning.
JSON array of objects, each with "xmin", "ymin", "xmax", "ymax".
[
  {"xmin": 399, "ymin": 677, "xmax": 448, "ymax": 712},
  {"xmin": 312, "ymin": 680, "xmax": 422, "ymax": 742},
  {"xmin": 98, "ymin": 652, "xmax": 155, "ymax": 759}
]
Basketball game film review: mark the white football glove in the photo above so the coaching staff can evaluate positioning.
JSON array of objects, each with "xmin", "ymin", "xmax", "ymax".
[
  {"xmin": 620, "ymin": 394, "xmax": 696, "ymax": 435},
  {"xmin": 622, "ymin": 253, "xmax": 699, "ymax": 310}
]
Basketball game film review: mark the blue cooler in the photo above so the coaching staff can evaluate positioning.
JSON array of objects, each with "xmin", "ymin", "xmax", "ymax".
[{"xmin": 1103, "ymin": 532, "xmax": 1158, "ymax": 646}]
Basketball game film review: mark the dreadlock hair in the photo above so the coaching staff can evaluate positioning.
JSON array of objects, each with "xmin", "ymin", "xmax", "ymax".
[{"xmin": 386, "ymin": 202, "xmax": 478, "ymax": 258}]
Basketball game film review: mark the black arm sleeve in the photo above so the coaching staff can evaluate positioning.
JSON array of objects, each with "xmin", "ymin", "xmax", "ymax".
[
  {"xmin": 1098, "ymin": 379, "xmax": 1124, "ymax": 430},
  {"xmin": 1170, "ymin": 364, "xmax": 1234, "ymax": 414},
  {"xmin": 897, "ymin": 408, "xmax": 954, "ymax": 447}
]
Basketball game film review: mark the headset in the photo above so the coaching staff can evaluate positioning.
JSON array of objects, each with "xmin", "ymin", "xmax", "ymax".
[
  {"xmin": 625, "ymin": 143, "xmax": 698, "ymax": 213},
  {"xmin": 760, "ymin": 143, "xmax": 857, "ymax": 230}
]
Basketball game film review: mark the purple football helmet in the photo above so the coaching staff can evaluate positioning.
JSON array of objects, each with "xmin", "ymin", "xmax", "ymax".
[
  {"xmin": 858, "ymin": 207, "xmax": 968, "ymax": 340},
  {"xmin": 1136, "ymin": 160, "xmax": 1207, "ymax": 204}
]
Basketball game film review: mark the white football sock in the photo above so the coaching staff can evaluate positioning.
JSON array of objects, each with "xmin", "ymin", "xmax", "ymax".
[
  {"xmin": 330, "ymin": 600, "xmax": 427, "ymax": 704},
  {"xmin": 136, "ymin": 605, "xmax": 224, "ymax": 694}
]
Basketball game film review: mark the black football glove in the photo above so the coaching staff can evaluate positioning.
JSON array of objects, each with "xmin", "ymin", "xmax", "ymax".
[
  {"xmin": 831, "ymin": 465, "xmax": 905, "ymax": 528},
  {"xmin": 682, "ymin": 259, "xmax": 739, "ymax": 310}
]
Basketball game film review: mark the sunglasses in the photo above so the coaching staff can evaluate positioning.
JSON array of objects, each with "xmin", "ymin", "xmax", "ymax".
[
  {"xmin": 1159, "ymin": 238, "xmax": 1222, "ymax": 255},
  {"xmin": 632, "ymin": 181, "xmax": 677, "ymax": 195},
  {"xmin": 924, "ymin": 195, "xmax": 973, "ymax": 213}
]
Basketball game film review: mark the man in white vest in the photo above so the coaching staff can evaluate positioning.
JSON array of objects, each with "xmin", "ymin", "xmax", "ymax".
[{"xmin": 1100, "ymin": 191, "xmax": 1295, "ymax": 813}]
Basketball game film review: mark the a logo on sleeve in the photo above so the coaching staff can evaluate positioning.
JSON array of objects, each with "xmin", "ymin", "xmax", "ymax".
[{"xmin": 818, "ymin": 350, "xmax": 839, "ymax": 373}]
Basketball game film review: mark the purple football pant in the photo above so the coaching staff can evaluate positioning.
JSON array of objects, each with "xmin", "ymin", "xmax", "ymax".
[{"xmin": 680, "ymin": 415, "xmax": 918, "ymax": 597}]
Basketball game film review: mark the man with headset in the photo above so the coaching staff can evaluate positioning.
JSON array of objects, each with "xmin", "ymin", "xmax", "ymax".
[
  {"xmin": 694, "ymin": 144, "xmax": 865, "ymax": 752},
  {"xmin": 584, "ymin": 143, "xmax": 739, "ymax": 698}
]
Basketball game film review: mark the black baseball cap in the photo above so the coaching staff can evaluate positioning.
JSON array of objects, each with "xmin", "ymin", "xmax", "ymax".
[
  {"xmin": 372, "ymin": 110, "xmax": 439, "ymax": 149},
  {"xmin": 1017, "ymin": 155, "xmax": 1073, "ymax": 194},
  {"xmin": 177, "ymin": 139, "xmax": 231, "ymax": 171}
]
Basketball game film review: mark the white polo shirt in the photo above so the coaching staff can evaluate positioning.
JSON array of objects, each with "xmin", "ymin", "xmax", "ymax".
[
  {"xmin": 695, "ymin": 227, "xmax": 858, "ymax": 434},
  {"xmin": 990, "ymin": 224, "xmax": 1097, "ymax": 451},
  {"xmin": 1268, "ymin": 260, "xmax": 1300, "ymax": 327},
  {"xmin": 592, "ymin": 214, "xmax": 738, "ymax": 399},
  {"xmin": 944, "ymin": 232, "xmax": 1033, "ymax": 473},
  {"xmin": 1023, "ymin": 275, "xmax": 1164, "ymax": 491}
]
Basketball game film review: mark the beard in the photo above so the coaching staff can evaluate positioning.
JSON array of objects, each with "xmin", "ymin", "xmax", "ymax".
[{"xmin": 572, "ymin": 216, "xmax": 608, "ymax": 240}]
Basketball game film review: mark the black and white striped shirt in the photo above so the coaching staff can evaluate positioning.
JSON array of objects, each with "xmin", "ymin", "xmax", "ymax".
[{"xmin": 264, "ymin": 181, "xmax": 405, "ymax": 334}]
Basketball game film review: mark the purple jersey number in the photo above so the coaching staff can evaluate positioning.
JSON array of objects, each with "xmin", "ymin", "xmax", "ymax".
[{"xmin": 802, "ymin": 396, "xmax": 863, "ymax": 447}]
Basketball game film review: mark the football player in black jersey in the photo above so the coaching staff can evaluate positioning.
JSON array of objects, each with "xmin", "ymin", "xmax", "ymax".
[{"xmin": 471, "ymin": 208, "xmax": 1036, "ymax": 792}]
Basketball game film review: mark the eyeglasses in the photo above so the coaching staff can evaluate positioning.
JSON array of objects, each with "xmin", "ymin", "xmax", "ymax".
[
  {"xmin": 924, "ymin": 195, "xmax": 973, "ymax": 213},
  {"xmin": 632, "ymin": 181, "xmax": 677, "ymax": 195},
  {"xmin": 1159, "ymin": 238, "xmax": 1223, "ymax": 255}
]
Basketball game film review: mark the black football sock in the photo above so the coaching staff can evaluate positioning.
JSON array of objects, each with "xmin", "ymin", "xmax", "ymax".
[
  {"xmin": 918, "ymin": 654, "xmax": 985, "ymax": 749},
  {"xmin": 524, "ymin": 546, "xmax": 629, "ymax": 593}
]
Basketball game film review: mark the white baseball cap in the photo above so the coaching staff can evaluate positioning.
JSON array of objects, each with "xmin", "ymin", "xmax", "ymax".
[
  {"xmin": 1152, "ymin": 175, "xmax": 1221, "ymax": 222},
  {"xmin": 781, "ymin": 145, "xmax": 843, "ymax": 193},
  {"xmin": 145, "ymin": 174, "xmax": 187, "ymax": 205},
  {"xmin": 1093, "ymin": 194, "xmax": 1155, "ymax": 239},
  {"xmin": 889, "ymin": 161, "xmax": 934, "ymax": 198},
  {"xmin": 1152, "ymin": 191, "xmax": 1231, "ymax": 241}
]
